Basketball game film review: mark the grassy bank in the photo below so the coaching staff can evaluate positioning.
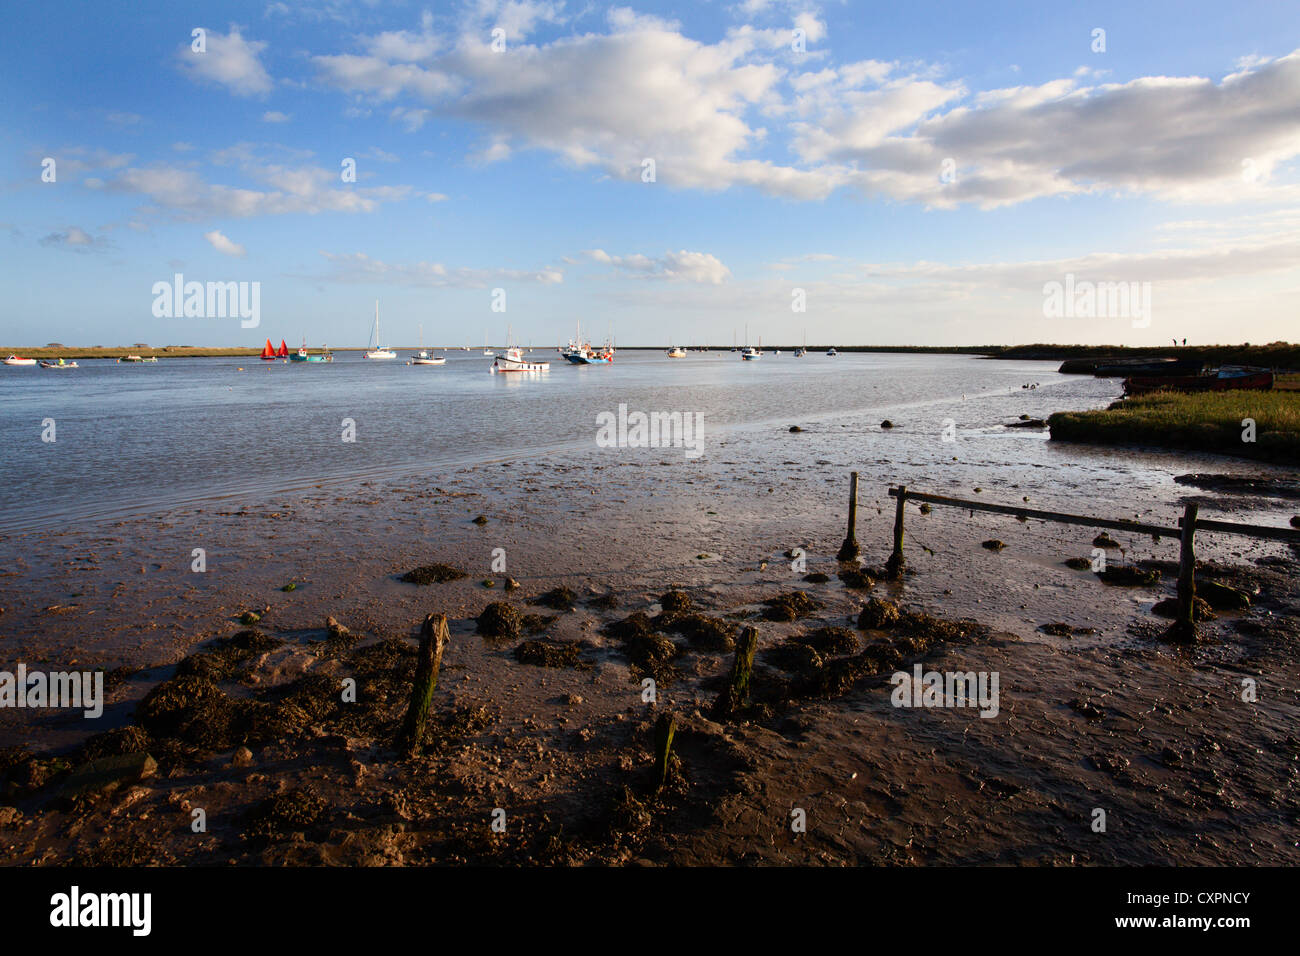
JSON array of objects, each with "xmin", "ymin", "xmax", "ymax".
[{"xmin": 1048, "ymin": 389, "xmax": 1300, "ymax": 463}]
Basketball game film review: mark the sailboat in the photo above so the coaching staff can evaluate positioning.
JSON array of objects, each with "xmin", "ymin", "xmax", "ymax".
[
  {"xmin": 364, "ymin": 301, "xmax": 397, "ymax": 359},
  {"xmin": 260, "ymin": 338, "xmax": 277, "ymax": 361},
  {"xmin": 794, "ymin": 330, "xmax": 806, "ymax": 357},
  {"xmin": 276, "ymin": 339, "xmax": 290, "ymax": 360},
  {"xmin": 483, "ymin": 334, "xmax": 495, "ymax": 357},
  {"xmin": 410, "ymin": 324, "xmax": 446, "ymax": 365}
]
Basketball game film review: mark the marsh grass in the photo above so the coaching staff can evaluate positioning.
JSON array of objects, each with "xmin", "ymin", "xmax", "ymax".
[{"xmin": 1048, "ymin": 389, "xmax": 1300, "ymax": 463}]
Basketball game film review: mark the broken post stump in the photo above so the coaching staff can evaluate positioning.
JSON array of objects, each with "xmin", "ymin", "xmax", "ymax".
[
  {"xmin": 396, "ymin": 613, "xmax": 450, "ymax": 757},
  {"xmin": 712, "ymin": 625, "xmax": 758, "ymax": 720},
  {"xmin": 885, "ymin": 484, "xmax": 907, "ymax": 578},
  {"xmin": 1168, "ymin": 503, "xmax": 1199, "ymax": 643},
  {"xmin": 837, "ymin": 471, "xmax": 861, "ymax": 561},
  {"xmin": 652, "ymin": 713, "xmax": 676, "ymax": 791}
]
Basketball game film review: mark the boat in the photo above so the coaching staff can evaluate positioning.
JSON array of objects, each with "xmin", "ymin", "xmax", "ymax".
[
  {"xmin": 561, "ymin": 322, "xmax": 615, "ymax": 364},
  {"xmin": 276, "ymin": 339, "xmax": 289, "ymax": 359},
  {"xmin": 741, "ymin": 346, "xmax": 761, "ymax": 361},
  {"xmin": 1094, "ymin": 358, "xmax": 1204, "ymax": 378},
  {"xmin": 667, "ymin": 346, "xmax": 687, "ymax": 358},
  {"xmin": 409, "ymin": 326, "xmax": 446, "ymax": 365},
  {"xmin": 826, "ymin": 347, "xmax": 838, "ymax": 356},
  {"xmin": 1124, "ymin": 367, "xmax": 1274, "ymax": 395},
  {"xmin": 39, "ymin": 358, "xmax": 77, "ymax": 369},
  {"xmin": 794, "ymin": 330, "xmax": 806, "ymax": 357},
  {"xmin": 493, "ymin": 329, "xmax": 549, "ymax": 372},
  {"xmin": 290, "ymin": 338, "xmax": 330, "ymax": 362},
  {"xmin": 483, "ymin": 334, "xmax": 495, "ymax": 357},
  {"xmin": 363, "ymin": 301, "xmax": 398, "ymax": 359},
  {"xmin": 259, "ymin": 339, "xmax": 277, "ymax": 361},
  {"xmin": 117, "ymin": 354, "xmax": 156, "ymax": 363},
  {"xmin": 4, "ymin": 354, "xmax": 37, "ymax": 366}
]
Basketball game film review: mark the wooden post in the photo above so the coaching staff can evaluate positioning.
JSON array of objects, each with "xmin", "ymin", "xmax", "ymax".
[
  {"xmin": 1171, "ymin": 503, "xmax": 1198, "ymax": 643},
  {"xmin": 652, "ymin": 713, "xmax": 676, "ymax": 791},
  {"xmin": 712, "ymin": 626, "xmax": 758, "ymax": 720},
  {"xmin": 885, "ymin": 484, "xmax": 907, "ymax": 578},
  {"xmin": 396, "ymin": 613, "xmax": 450, "ymax": 757},
  {"xmin": 837, "ymin": 472, "xmax": 861, "ymax": 561}
]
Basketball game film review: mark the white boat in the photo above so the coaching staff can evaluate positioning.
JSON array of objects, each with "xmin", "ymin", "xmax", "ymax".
[
  {"xmin": 364, "ymin": 301, "xmax": 397, "ymax": 359},
  {"xmin": 826, "ymin": 347, "xmax": 838, "ymax": 356},
  {"xmin": 408, "ymin": 325, "xmax": 446, "ymax": 365},
  {"xmin": 667, "ymin": 346, "xmax": 687, "ymax": 358},
  {"xmin": 741, "ymin": 346, "xmax": 761, "ymax": 361},
  {"xmin": 492, "ymin": 327, "xmax": 549, "ymax": 372},
  {"xmin": 4, "ymin": 354, "xmax": 37, "ymax": 366},
  {"xmin": 40, "ymin": 359, "xmax": 78, "ymax": 369}
]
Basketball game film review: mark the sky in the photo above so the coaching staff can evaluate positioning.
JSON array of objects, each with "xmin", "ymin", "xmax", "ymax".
[{"xmin": 2, "ymin": 0, "xmax": 1298, "ymax": 348}]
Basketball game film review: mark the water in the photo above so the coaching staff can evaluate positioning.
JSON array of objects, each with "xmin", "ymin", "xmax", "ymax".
[{"xmin": 0, "ymin": 350, "xmax": 1224, "ymax": 532}]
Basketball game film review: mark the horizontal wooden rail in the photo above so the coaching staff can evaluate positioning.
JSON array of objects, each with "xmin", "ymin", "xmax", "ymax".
[
  {"xmin": 868, "ymin": 481, "xmax": 1300, "ymax": 644},
  {"xmin": 886, "ymin": 487, "xmax": 1178, "ymax": 538}
]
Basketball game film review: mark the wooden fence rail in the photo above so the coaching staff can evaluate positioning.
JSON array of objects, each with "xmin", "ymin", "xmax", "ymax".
[{"xmin": 834, "ymin": 473, "xmax": 1300, "ymax": 643}]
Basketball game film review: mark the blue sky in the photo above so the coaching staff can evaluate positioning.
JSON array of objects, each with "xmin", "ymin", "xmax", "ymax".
[{"xmin": 2, "ymin": 0, "xmax": 1298, "ymax": 348}]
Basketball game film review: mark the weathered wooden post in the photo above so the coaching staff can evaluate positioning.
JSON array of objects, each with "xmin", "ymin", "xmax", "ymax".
[
  {"xmin": 652, "ymin": 713, "xmax": 676, "ymax": 791},
  {"xmin": 396, "ymin": 613, "xmax": 450, "ymax": 756},
  {"xmin": 885, "ymin": 485, "xmax": 907, "ymax": 578},
  {"xmin": 712, "ymin": 625, "xmax": 758, "ymax": 720},
  {"xmin": 1170, "ymin": 503, "xmax": 1199, "ymax": 643},
  {"xmin": 837, "ymin": 471, "xmax": 861, "ymax": 561}
]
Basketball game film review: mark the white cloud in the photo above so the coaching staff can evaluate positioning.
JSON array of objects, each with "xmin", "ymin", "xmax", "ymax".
[
  {"xmin": 584, "ymin": 249, "xmax": 732, "ymax": 284},
  {"xmin": 261, "ymin": 110, "xmax": 292, "ymax": 123},
  {"xmin": 204, "ymin": 229, "xmax": 247, "ymax": 256},
  {"xmin": 317, "ymin": 251, "xmax": 563, "ymax": 287},
  {"xmin": 40, "ymin": 226, "xmax": 111, "ymax": 252},
  {"xmin": 179, "ymin": 26, "xmax": 274, "ymax": 96}
]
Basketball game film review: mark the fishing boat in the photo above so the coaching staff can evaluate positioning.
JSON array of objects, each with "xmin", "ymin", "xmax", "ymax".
[
  {"xmin": 363, "ymin": 301, "xmax": 397, "ymax": 359},
  {"xmin": 561, "ymin": 323, "xmax": 615, "ymax": 364},
  {"xmin": 1124, "ymin": 367, "xmax": 1274, "ymax": 395},
  {"xmin": 741, "ymin": 346, "xmax": 761, "ymax": 361},
  {"xmin": 39, "ymin": 358, "xmax": 77, "ymax": 369},
  {"xmin": 493, "ymin": 329, "xmax": 548, "ymax": 372},
  {"xmin": 4, "ymin": 354, "xmax": 36, "ymax": 366},
  {"xmin": 409, "ymin": 326, "xmax": 446, "ymax": 365},
  {"xmin": 290, "ymin": 338, "xmax": 330, "ymax": 362},
  {"xmin": 667, "ymin": 346, "xmax": 687, "ymax": 358}
]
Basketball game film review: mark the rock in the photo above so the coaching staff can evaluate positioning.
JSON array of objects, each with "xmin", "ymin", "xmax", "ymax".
[
  {"xmin": 232, "ymin": 746, "xmax": 255, "ymax": 768},
  {"xmin": 1159, "ymin": 747, "xmax": 1182, "ymax": 768},
  {"xmin": 1040, "ymin": 622, "xmax": 1074, "ymax": 637},
  {"xmin": 919, "ymin": 502, "xmax": 932, "ymax": 515},
  {"xmin": 1092, "ymin": 533, "xmax": 1119, "ymax": 549},
  {"xmin": 281, "ymin": 582, "xmax": 297, "ymax": 592},
  {"xmin": 880, "ymin": 420, "xmax": 894, "ymax": 429},
  {"xmin": 837, "ymin": 567, "xmax": 874, "ymax": 589},
  {"xmin": 788, "ymin": 425, "xmax": 804, "ymax": 432},
  {"xmin": 531, "ymin": 586, "xmax": 578, "ymax": 611},
  {"xmin": 802, "ymin": 572, "xmax": 830, "ymax": 583},
  {"xmin": 476, "ymin": 602, "xmax": 522, "ymax": 637},
  {"xmin": 761, "ymin": 591, "xmax": 818, "ymax": 621},
  {"xmin": 1097, "ymin": 566, "xmax": 1160, "ymax": 586},
  {"xmin": 513, "ymin": 640, "xmax": 580, "ymax": 668},
  {"xmin": 1198, "ymin": 580, "xmax": 1251, "ymax": 610},
  {"xmin": 981, "ymin": 539, "xmax": 1006, "ymax": 551},
  {"xmin": 1151, "ymin": 597, "xmax": 1217, "ymax": 621},
  {"xmin": 1007, "ymin": 419, "xmax": 1047, "ymax": 428},
  {"xmin": 1089, "ymin": 752, "xmax": 1130, "ymax": 775},
  {"xmin": 1292, "ymin": 515, "xmax": 1300, "ymax": 528},
  {"xmin": 1064, "ymin": 557, "xmax": 1092, "ymax": 570},
  {"xmin": 481, "ymin": 579, "xmax": 495, "ymax": 588},
  {"xmin": 792, "ymin": 626, "xmax": 859, "ymax": 656},
  {"xmin": 400, "ymin": 563, "xmax": 467, "ymax": 584},
  {"xmin": 1070, "ymin": 698, "xmax": 1105, "ymax": 719},
  {"xmin": 858, "ymin": 598, "xmax": 901, "ymax": 630},
  {"xmin": 55, "ymin": 752, "xmax": 157, "ymax": 799},
  {"xmin": 505, "ymin": 577, "xmax": 520, "ymax": 591},
  {"xmin": 0, "ymin": 807, "xmax": 21, "ymax": 827},
  {"xmin": 764, "ymin": 641, "xmax": 824, "ymax": 674},
  {"xmin": 563, "ymin": 693, "xmax": 583, "ymax": 706},
  {"xmin": 472, "ymin": 515, "xmax": 489, "ymax": 525},
  {"xmin": 239, "ymin": 611, "xmax": 261, "ymax": 625}
]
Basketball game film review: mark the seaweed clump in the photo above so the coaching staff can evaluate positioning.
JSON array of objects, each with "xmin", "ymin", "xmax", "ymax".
[
  {"xmin": 513, "ymin": 640, "xmax": 581, "ymax": 668},
  {"xmin": 477, "ymin": 602, "xmax": 522, "ymax": 638},
  {"xmin": 761, "ymin": 591, "xmax": 818, "ymax": 622},
  {"xmin": 401, "ymin": 563, "xmax": 468, "ymax": 585}
]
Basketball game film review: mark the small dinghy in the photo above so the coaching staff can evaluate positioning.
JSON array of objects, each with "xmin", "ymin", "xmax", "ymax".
[{"xmin": 39, "ymin": 358, "xmax": 78, "ymax": 369}]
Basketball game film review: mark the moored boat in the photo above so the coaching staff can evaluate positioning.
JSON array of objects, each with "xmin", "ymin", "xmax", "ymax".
[
  {"xmin": 4, "ymin": 354, "xmax": 37, "ymax": 366},
  {"xmin": 259, "ymin": 339, "xmax": 277, "ymax": 361},
  {"xmin": 1124, "ymin": 367, "xmax": 1274, "ymax": 395},
  {"xmin": 826, "ymin": 347, "xmax": 838, "ymax": 356},
  {"xmin": 39, "ymin": 358, "xmax": 78, "ymax": 369},
  {"xmin": 667, "ymin": 346, "xmax": 687, "ymax": 358},
  {"xmin": 363, "ymin": 301, "xmax": 398, "ymax": 359},
  {"xmin": 741, "ymin": 346, "xmax": 761, "ymax": 361},
  {"xmin": 493, "ymin": 346, "xmax": 549, "ymax": 372}
]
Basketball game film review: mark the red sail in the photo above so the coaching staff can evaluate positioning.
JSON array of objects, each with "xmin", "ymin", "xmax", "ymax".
[
  {"xmin": 277, "ymin": 339, "xmax": 289, "ymax": 357},
  {"xmin": 260, "ymin": 339, "xmax": 276, "ymax": 360}
]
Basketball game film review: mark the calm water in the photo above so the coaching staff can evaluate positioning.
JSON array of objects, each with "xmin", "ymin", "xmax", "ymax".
[{"xmin": 1, "ymin": 350, "xmax": 1117, "ymax": 531}]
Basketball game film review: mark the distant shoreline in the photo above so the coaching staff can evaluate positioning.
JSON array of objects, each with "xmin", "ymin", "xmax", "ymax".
[{"xmin": 5, "ymin": 342, "xmax": 1296, "ymax": 365}]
